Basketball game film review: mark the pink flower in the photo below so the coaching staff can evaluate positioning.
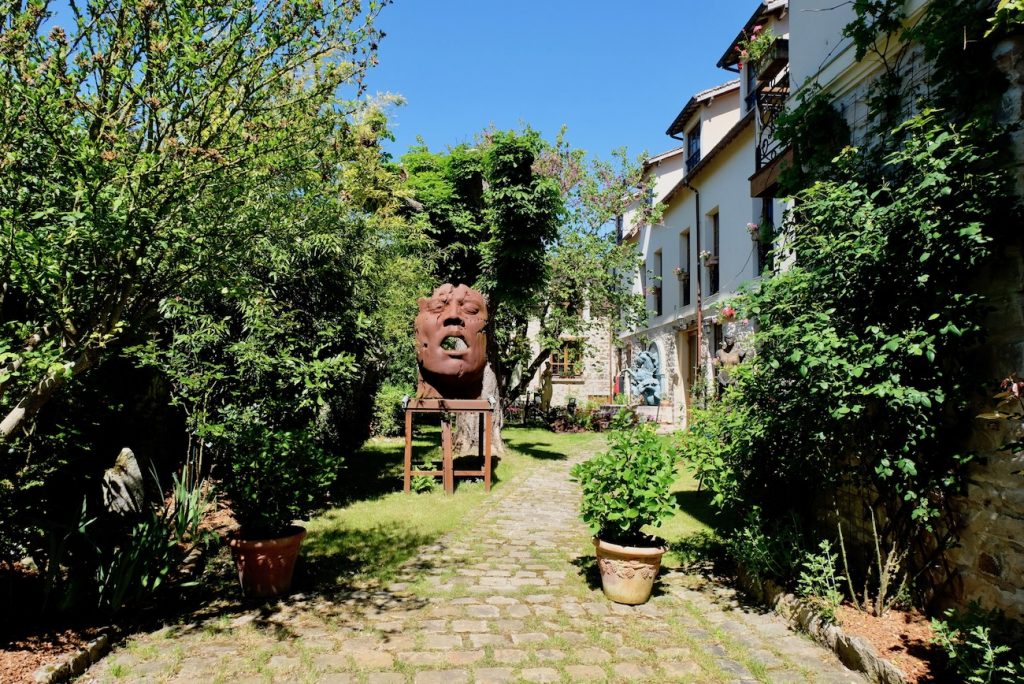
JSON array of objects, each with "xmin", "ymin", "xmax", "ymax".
[{"xmin": 721, "ymin": 305, "xmax": 736, "ymax": 319}]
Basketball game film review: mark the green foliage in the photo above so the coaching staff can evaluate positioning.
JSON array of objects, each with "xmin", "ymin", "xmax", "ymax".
[
  {"xmin": 736, "ymin": 25, "xmax": 778, "ymax": 69},
  {"xmin": 689, "ymin": 0, "xmax": 1019, "ymax": 609},
  {"xmin": 373, "ymin": 383, "xmax": 412, "ymax": 438},
  {"xmin": 773, "ymin": 86, "xmax": 851, "ymax": 194},
  {"xmin": 931, "ymin": 602, "xmax": 1024, "ymax": 684},
  {"xmin": 988, "ymin": 0, "xmax": 1024, "ymax": 36},
  {"xmin": 0, "ymin": 0, "xmax": 429, "ymax": 608},
  {"xmin": 697, "ymin": 111, "xmax": 1008, "ymax": 591},
  {"xmin": 797, "ymin": 540, "xmax": 845, "ymax": 624},
  {"xmin": 571, "ymin": 410, "xmax": 676, "ymax": 544},
  {"xmin": 676, "ymin": 401, "xmax": 753, "ymax": 508},
  {"xmin": 726, "ymin": 508, "xmax": 802, "ymax": 583},
  {"xmin": 221, "ymin": 423, "xmax": 337, "ymax": 538},
  {"xmin": 404, "ymin": 130, "xmax": 648, "ymax": 406}
]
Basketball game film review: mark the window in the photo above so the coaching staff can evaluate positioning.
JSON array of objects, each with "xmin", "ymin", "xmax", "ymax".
[
  {"xmin": 744, "ymin": 60, "xmax": 757, "ymax": 113},
  {"xmin": 615, "ymin": 214, "xmax": 624, "ymax": 244},
  {"xmin": 686, "ymin": 121, "xmax": 701, "ymax": 172},
  {"xmin": 680, "ymin": 231, "xmax": 691, "ymax": 307},
  {"xmin": 653, "ymin": 249, "xmax": 663, "ymax": 316},
  {"xmin": 551, "ymin": 340, "xmax": 583, "ymax": 378},
  {"xmin": 709, "ymin": 212, "xmax": 720, "ymax": 295}
]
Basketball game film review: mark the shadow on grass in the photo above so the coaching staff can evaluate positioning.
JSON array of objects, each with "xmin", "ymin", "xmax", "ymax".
[
  {"xmin": 300, "ymin": 522, "xmax": 437, "ymax": 588},
  {"xmin": 330, "ymin": 428, "xmax": 439, "ymax": 506},
  {"xmin": 131, "ymin": 521, "xmax": 439, "ymax": 643},
  {"xmin": 503, "ymin": 441, "xmax": 566, "ymax": 460},
  {"xmin": 672, "ymin": 489, "xmax": 723, "ymax": 531}
]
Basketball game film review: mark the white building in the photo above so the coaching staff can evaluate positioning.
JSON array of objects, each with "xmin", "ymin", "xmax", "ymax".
[{"xmin": 619, "ymin": 1, "xmax": 790, "ymax": 427}]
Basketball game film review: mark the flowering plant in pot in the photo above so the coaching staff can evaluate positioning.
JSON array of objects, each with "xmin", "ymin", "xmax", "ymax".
[
  {"xmin": 571, "ymin": 409, "xmax": 676, "ymax": 604},
  {"xmin": 220, "ymin": 409, "xmax": 337, "ymax": 598}
]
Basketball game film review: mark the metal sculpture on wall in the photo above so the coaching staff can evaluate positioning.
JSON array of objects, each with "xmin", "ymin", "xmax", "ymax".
[
  {"xmin": 630, "ymin": 350, "xmax": 663, "ymax": 406},
  {"xmin": 414, "ymin": 283, "xmax": 489, "ymax": 400}
]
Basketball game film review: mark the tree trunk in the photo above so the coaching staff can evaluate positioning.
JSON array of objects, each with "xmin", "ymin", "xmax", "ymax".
[
  {"xmin": 0, "ymin": 348, "xmax": 97, "ymax": 440},
  {"xmin": 452, "ymin": 362, "xmax": 504, "ymax": 458},
  {"xmin": 504, "ymin": 348, "xmax": 551, "ymax": 409}
]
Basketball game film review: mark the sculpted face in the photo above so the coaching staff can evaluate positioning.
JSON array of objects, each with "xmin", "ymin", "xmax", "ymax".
[{"xmin": 414, "ymin": 284, "xmax": 488, "ymax": 398}]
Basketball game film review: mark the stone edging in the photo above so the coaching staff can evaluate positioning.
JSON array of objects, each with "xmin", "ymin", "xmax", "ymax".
[
  {"xmin": 32, "ymin": 630, "xmax": 119, "ymax": 684},
  {"xmin": 735, "ymin": 568, "xmax": 906, "ymax": 684}
]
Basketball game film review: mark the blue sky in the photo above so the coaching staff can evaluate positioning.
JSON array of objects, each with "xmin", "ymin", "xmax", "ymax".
[{"xmin": 366, "ymin": 1, "xmax": 756, "ymax": 163}]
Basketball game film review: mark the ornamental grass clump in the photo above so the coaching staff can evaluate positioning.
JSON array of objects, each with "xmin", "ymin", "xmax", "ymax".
[{"xmin": 571, "ymin": 409, "xmax": 677, "ymax": 546}]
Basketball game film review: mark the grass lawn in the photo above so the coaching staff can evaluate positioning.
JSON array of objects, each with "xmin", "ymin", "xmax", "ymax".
[
  {"xmin": 652, "ymin": 434, "xmax": 737, "ymax": 568},
  {"xmin": 301, "ymin": 426, "xmax": 605, "ymax": 589}
]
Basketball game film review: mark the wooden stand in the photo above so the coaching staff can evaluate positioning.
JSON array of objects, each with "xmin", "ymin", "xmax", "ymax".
[{"xmin": 404, "ymin": 398, "xmax": 494, "ymax": 495}]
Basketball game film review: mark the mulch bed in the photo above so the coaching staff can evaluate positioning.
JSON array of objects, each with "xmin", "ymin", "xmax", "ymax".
[
  {"xmin": 1, "ymin": 497, "xmax": 236, "ymax": 683},
  {"xmin": 837, "ymin": 604, "xmax": 945, "ymax": 683},
  {"xmin": 1, "ymin": 564, "xmax": 105, "ymax": 684}
]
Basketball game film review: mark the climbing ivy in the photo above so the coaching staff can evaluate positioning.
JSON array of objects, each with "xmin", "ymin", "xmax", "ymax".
[{"xmin": 682, "ymin": 0, "xmax": 1020, "ymax": 601}]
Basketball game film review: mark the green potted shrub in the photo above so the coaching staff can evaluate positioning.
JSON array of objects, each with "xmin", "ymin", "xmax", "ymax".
[
  {"xmin": 221, "ymin": 413, "xmax": 337, "ymax": 598},
  {"xmin": 571, "ymin": 410, "xmax": 677, "ymax": 604}
]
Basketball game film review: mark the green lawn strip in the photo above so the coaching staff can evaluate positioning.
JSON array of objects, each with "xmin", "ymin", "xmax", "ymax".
[{"xmin": 304, "ymin": 428, "xmax": 604, "ymax": 592}]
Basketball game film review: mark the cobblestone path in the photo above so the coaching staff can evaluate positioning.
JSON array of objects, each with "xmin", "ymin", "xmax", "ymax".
[{"xmin": 85, "ymin": 454, "xmax": 862, "ymax": 683}]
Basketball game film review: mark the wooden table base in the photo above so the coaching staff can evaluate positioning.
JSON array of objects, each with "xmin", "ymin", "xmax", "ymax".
[{"xmin": 403, "ymin": 398, "xmax": 493, "ymax": 495}]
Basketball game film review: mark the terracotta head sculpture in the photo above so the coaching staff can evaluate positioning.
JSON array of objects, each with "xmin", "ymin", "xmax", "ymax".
[{"xmin": 414, "ymin": 284, "xmax": 489, "ymax": 399}]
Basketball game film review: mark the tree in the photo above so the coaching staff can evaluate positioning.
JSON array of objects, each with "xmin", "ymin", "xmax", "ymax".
[
  {"xmin": 0, "ymin": 0, "xmax": 431, "ymax": 588},
  {"xmin": 402, "ymin": 129, "xmax": 650, "ymax": 452},
  {"xmin": 0, "ymin": 0, "xmax": 388, "ymax": 440}
]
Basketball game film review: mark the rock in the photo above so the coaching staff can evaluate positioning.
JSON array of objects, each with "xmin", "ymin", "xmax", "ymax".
[{"xmin": 102, "ymin": 447, "xmax": 145, "ymax": 514}]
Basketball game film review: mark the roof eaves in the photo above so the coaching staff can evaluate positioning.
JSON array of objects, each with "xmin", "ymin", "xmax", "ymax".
[
  {"xmin": 665, "ymin": 80, "xmax": 740, "ymax": 138},
  {"xmin": 662, "ymin": 109, "xmax": 755, "ymax": 203},
  {"xmin": 643, "ymin": 145, "xmax": 686, "ymax": 169}
]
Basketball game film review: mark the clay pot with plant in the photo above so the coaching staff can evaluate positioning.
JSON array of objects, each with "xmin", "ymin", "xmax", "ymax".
[
  {"xmin": 220, "ymin": 416, "xmax": 337, "ymax": 598},
  {"xmin": 571, "ymin": 409, "xmax": 677, "ymax": 604}
]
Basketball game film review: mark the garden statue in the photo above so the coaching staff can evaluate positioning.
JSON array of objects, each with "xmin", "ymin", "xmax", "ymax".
[
  {"xmin": 630, "ymin": 350, "xmax": 662, "ymax": 406},
  {"xmin": 414, "ymin": 283, "xmax": 489, "ymax": 399},
  {"xmin": 714, "ymin": 332, "xmax": 747, "ymax": 394}
]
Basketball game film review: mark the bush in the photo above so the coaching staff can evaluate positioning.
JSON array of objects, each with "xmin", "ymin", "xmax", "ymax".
[
  {"xmin": 727, "ymin": 507, "xmax": 802, "ymax": 583},
  {"xmin": 571, "ymin": 410, "xmax": 676, "ymax": 545},
  {"xmin": 97, "ymin": 472, "xmax": 213, "ymax": 612},
  {"xmin": 931, "ymin": 602, "xmax": 1024, "ymax": 684},
  {"xmin": 372, "ymin": 383, "xmax": 412, "ymax": 437},
  {"xmin": 797, "ymin": 540, "xmax": 845, "ymax": 624},
  {"xmin": 220, "ymin": 418, "xmax": 338, "ymax": 538}
]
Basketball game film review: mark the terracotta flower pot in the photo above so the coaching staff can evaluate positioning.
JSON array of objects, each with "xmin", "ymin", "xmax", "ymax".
[
  {"xmin": 229, "ymin": 525, "xmax": 307, "ymax": 598},
  {"xmin": 594, "ymin": 537, "xmax": 667, "ymax": 605}
]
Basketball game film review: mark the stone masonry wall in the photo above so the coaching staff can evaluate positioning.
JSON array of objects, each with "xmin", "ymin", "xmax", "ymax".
[
  {"xmin": 823, "ymin": 37, "xmax": 1024, "ymax": 620},
  {"xmin": 548, "ymin": 328, "xmax": 613, "ymax": 408}
]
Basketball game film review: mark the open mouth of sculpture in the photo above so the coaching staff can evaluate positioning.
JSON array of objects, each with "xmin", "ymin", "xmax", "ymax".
[{"xmin": 440, "ymin": 334, "xmax": 467, "ymax": 355}]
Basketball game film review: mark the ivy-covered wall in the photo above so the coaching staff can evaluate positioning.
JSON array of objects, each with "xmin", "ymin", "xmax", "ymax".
[{"xmin": 946, "ymin": 37, "xmax": 1024, "ymax": 619}]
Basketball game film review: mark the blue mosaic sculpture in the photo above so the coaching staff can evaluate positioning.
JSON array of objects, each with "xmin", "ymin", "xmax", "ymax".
[{"xmin": 630, "ymin": 350, "xmax": 662, "ymax": 406}]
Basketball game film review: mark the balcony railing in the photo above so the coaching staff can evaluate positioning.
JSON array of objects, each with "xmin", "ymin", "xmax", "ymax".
[
  {"xmin": 755, "ymin": 72, "xmax": 789, "ymax": 171},
  {"xmin": 685, "ymin": 149, "xmax": 700, "ymax": 174}
]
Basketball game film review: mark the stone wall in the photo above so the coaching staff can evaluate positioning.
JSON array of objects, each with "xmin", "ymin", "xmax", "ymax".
[
  {"xmin": 548, "ymin": 328, "xmax": 613, "ymax": 407},
  {"xmin": 945, "ymin": 212, "xmax": 1024, "ymax": 620},
  {"xmin": 821, "ymin": 36, "xmax": 1024, "ymax": 621}
]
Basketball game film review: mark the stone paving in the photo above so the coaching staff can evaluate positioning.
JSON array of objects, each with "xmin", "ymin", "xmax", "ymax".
[{"xmin": 83, "ymin": 453, "xmax": 863, "ymax": 683}]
